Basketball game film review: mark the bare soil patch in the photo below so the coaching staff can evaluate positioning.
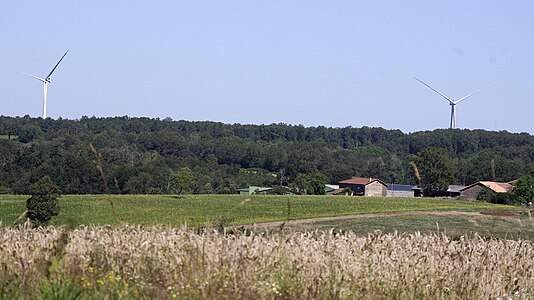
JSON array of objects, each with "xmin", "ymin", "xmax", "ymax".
[{"xmin": 480, "ymin": 209, "xmax": 523, "ymax": 217}]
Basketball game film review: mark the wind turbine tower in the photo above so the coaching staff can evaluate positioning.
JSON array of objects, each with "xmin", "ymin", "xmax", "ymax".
[
  {"xmin": 414, "ymin": 77, "xmax": 490, "ymax": 129},
  {"xmin": 22, "ymin": 51, "xmax": 69, "ymax": 119}
]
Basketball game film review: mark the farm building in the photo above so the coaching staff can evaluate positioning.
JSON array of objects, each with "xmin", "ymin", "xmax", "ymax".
[
  {"xmin": 426, "ymin": 185, "xmax": 466, "ymax": 197},
  {"xmin": 325, "ymin": 184, "xmax": 340, "ymax": 194},
  {"xmin": 446, "ymin": 185, "xmax": 466, "ymax": 197},
  {"xmin": 387, "ymin": 184, "xmax": 417, "ymax": 197},
  {"xmin": 337, "ymin": 177, "xmax": 387, "ymax": 197},
  {"xmin": 460, "ymin": 181, "xmax": 515, "ymax": 200},
  {"xmin": 238, "ymin": 186, "xmax": 273, "ymax": 195}
]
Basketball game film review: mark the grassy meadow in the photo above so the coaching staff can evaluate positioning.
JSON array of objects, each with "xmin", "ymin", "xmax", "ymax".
[
  {"xmin": 285, "ymin": 212, "xmax": 534, "ymax": 240},
  {"xmin": 0, "ymin": 194, "xmax": 515, "ymax": 228}
]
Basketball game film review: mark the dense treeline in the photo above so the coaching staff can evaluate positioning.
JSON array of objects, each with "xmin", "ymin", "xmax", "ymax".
[{"xmin": 0, "ymin": 115, "xmax": 533, "ymax": 194}]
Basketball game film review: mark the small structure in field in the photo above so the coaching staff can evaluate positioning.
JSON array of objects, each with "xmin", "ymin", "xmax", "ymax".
[
  {"xmin": 460, "ymin": 181, "xmax": 515, "ymax": 200},
  {"xmin": 238, "ymin": 186, "xmax": 273, "ymax": 195},
  {"xmin": 337, "ymin": 177, "xmax": 388, "ymax": 197}
]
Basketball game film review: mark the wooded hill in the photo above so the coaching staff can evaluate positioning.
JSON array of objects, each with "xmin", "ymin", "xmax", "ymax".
[{"xmin": 0, "ymin": 116, "xmax": 532, "ymax": 194}]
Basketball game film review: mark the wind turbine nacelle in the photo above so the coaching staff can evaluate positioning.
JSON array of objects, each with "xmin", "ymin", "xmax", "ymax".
[{"xmin": 45, "ymin": 78, "xmax": 52, "ymax": 83}]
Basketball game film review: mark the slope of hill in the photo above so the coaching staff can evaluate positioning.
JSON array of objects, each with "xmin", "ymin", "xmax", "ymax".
[{"xmin": 0, "ymin": 116, "xmax": 532, "ymax": 194}]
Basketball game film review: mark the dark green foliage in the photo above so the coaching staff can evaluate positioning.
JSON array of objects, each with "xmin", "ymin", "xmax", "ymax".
[
  {"xmin": 0, "ymin": 116, "xmax": 532, "ymax": 194},
  {"xmin": 26, "ymin": 176, "xmax": 61, "ymax": 227},
  {"xmin": 490, "ymin": 193, "xmax": 521, "ymax": 205},
  {"xmin": 0, "ymin": 185, "xmax": 11, "ymax": 194},
  {"xmin": 170, "ymin": 167, "xmax": 194, "ymax": 194},
  {"xmin": 476, "ymin": 188, "xmax": 495, "ymax": 202},
  {"xmin": 310, "ymin": 172, "xmax": 329, "ymax": 195},
  {"xmin": 477, "ymin": 187, "xmax": 521, "ymax": 205},
  {"xmin": 414, "ymin": 148, "xmax": 456, "ymax": 196},
  {"xmin": 514, "ymin": 175, "xmax": 534, "ymax": 204}
]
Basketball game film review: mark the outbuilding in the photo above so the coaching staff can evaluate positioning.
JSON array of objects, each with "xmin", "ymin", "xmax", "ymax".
[
  {"xmin": 387, "ymin": 184, "xmax": 416, "ymax": 197},
  {"xmin": 460, "ymin": 181, "xmax": 515, "ymax": 200},
  {"xmin": 238, "ymin": 186, "xmax": 273, "ymax": 195},
  {"xmin": 338, "ymin": 177, "xmax": 388, "ymax": 197}
]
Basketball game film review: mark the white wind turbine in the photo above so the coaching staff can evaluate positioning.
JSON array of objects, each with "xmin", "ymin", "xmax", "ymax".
[
  {"xmin": 414, "ymin": 77, "xmax": 490, "ymax": 129},
  {"xmin": 22, "ymin": 51, "xmax": 69, "ymax": 119}
]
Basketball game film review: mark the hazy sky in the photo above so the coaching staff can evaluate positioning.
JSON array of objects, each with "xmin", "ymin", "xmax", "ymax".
[{"xmin": 1, "ymin": 1, "xmax": 533, "ymax": 133}]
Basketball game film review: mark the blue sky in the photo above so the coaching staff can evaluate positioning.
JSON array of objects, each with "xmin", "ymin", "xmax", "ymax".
[{"xmin": 1, "ymin": 1, "xmax": 533, "ymax": 133}]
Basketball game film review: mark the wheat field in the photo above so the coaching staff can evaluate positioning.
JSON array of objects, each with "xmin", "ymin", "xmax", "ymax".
[{"xmin": 1, "ymin": 223, "xmax": 533, "ymax": 299}]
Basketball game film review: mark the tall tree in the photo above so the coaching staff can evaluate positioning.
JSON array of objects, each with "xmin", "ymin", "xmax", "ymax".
[
  {"xmin": 170, "ymin": 167, "xmax": 194, "ymax": 194},
  {"xmin": 414, "ymin": 148, "xmax": 456, "ymax": 196}
]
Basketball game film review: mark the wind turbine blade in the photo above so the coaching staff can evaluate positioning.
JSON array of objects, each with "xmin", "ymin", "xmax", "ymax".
[
  {"xmin": 18, "ymin": 71, "xmax": 45, "ymax": 82},
  {"xmin": 455, "ymin": 83, "xmax": 492, "ymax": 104},
  {"xmin": 45, "ymin": 50, "xmax": 69, "ymax": 80},
  {"xmin": 414, "ymin": 77, "xmax": 455, "ymax": 104}
]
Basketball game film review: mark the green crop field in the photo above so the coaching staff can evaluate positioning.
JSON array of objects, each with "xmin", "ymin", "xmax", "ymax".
[{"xmin": 0, "ymin": 194, "xmax": 517, "ymax": 228}]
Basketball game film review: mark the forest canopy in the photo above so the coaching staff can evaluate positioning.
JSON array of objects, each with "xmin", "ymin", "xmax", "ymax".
[{"xmin": 0, "ymin": 116, "xmax": 532, "ymax": 194}]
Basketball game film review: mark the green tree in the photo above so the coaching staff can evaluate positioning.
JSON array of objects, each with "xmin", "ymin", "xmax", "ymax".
[
  {"xmin": 309, "ymin": 172, "xmax": 328, "ymax": 195},
  {"xmin": 26, "ymin": 176, "xmax": 61, "ymax": 227},
  {"xmin": 170, "ymin": 167, "xmax": 194, "ymax": 194},
  {"xmin": 290, "ymin": 173, "xmax": 313, "ymax": 194},
  {"xmin": 414, "ymin": 148, "xmax": 456, "ymax": 196},
  {"xmin": 514, "ymin": 175, "xmax": 534, "ymax": 204},
  {"xmin": 17, "ymin": 125, "xmax": 43, "ymax": 143}
]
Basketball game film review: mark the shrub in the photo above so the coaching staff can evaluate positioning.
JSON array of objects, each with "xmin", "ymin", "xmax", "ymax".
[
  {"xmin": 0, "ymin": 185, "xmax": 12, "ymax": 194},
  {"xmin": 491, "ymin": 193, "xmax": 521, "ymax": 205},
  {"xmin": 476, "ymin": 188, "xmax": 494, "ymax": 202},
  {"xmin": 477, "ymin": 188, "xmax": 520, "ymax": 205},
  {"xmin": 26, "ymin": 176, "xmax": 62, "ymax": 227}
]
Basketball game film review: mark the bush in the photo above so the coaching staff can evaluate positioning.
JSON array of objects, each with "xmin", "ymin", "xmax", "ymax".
[
  {"xmin": 217, "ymin": 186, "xmax": 236, "ymax": 194},
  {"xmin": 476, "ymin": 188, "xmax": 494, "ymax": 202},
  {"xmin": 0, "ymin": 185, "xmax": 12, "ymax": 194},
  {"xmin": 26, "ymin": 176, "xmax": 62, "ymax": 227},
  {"xmin": 477, "ymin": 188, "xmax": 520, "ymax": 205},
  {"xmin": 490, "ymin": 193, "xmax": 521, "ymax": 205}
]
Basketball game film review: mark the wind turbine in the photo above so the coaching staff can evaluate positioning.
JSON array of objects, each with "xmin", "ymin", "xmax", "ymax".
[
  {"xmin": 22, "ymin": 50, "xmax": 69, "ymax": 119},
  {"xmin": 414, "ymin": 77, "xmax": 490, "ymax": 129}
]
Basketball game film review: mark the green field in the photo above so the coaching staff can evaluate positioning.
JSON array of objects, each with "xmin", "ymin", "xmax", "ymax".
[
  {"xmin": 284, "ymin": 213, "xmax": 534, "ymax": 240},
  {"xmin": 0, "ymin": 194, "xmax": 518, "ymax": 228}
]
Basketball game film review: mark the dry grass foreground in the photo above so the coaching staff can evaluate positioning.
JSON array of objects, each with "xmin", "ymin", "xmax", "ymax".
[{"xmin": 1, "ymin": 224, "xmax": 534, "ymax": 299}]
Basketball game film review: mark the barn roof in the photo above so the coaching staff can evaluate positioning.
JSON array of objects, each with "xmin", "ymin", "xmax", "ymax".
[
  {"xmin": 339, "ymin": 177, "xmax": 387, "ymax": 186},
  {"xmin": 460, "ymin": 181, "xmax": 514, "ymax": 193}
]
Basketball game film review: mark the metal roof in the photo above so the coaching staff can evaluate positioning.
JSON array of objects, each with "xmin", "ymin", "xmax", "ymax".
[
  {"xmin": 387, "ymin": 184, "xmax": 414, "ymax": 192},
  {"xmin": 447, "ymin": 185, "xmax": 466, "ymax": 193}
]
